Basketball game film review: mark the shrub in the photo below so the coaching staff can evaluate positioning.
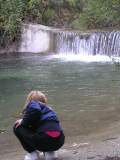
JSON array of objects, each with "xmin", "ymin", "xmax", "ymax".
[
  {"xmin": 79, "ymin": 0, "xmax": 120, "ymax": 29},
  {"xmin": 0, "ymin": 0, "xmax": 26, "ymax": 47}
]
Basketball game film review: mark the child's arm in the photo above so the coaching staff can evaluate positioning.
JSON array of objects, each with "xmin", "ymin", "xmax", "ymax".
[
  {"xmin": 21, "ymin": 101, "xmax": 41, "ymax": 128},
  {"xmin": 21, "ymin": 107, "xmax": 41, "ymax": 127}
]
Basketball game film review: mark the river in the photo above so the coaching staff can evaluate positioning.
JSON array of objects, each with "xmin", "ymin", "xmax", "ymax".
[{"xmin": 0, "ymin": 53, "xmax": 120, "ymax": 139}]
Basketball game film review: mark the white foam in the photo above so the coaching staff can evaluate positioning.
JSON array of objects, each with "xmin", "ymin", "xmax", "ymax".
[{"xmin": 52, "ymin": 54, "xmax": 112, "ymax": 63}]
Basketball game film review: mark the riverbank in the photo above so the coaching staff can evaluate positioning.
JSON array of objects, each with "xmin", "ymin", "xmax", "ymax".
[
  {"xmin": 1, "ymin": 134, "xmax": 120, "ymax": 160},
  {"xmin": 1, "ymin": 121, "xmax": 120, "ymax": 160}
]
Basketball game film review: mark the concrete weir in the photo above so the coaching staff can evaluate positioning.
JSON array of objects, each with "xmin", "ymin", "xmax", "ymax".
[{"xmin": 19, "ymin": 24, "xmax": 120, "ymax": 57}]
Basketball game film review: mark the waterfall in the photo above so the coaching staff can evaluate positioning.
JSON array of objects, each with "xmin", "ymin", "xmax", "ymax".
[
  {"xmin": 19, "ymin": 24, "xmax": 120, "ymax": 58},
  {"xmin": 55, "ymin": 31, "xmax": 120, "ymax": 56}
]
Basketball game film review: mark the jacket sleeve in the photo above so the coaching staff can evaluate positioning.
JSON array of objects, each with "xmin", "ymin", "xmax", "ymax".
[{"xmin": 21, "ymin": 102, "xmax": 41, "ymax": 128}]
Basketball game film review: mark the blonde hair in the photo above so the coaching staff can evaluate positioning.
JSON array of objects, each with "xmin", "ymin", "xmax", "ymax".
[{"xmin": 24, "ymin": 90, "xmax": 47, "ymax": 109}]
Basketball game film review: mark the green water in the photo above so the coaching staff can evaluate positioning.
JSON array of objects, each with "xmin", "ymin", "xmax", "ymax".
[{"xmin": 0, "ymin": 53, "xmax": 120, "ymax": 138}]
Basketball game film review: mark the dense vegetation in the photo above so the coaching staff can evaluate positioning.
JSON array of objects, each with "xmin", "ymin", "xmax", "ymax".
[{"xmin": 0, "ymin": 0, "xmax": 120, "ymax": 47}]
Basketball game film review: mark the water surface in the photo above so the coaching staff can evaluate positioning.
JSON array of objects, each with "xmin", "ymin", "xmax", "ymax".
[{"xmin": 0, "ymin": 53, "xmax": 120, "ymax": 138}]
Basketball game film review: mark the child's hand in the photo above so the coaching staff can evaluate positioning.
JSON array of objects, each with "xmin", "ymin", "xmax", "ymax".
[{"xmin": 15, "ymin": 119, "xmax": 23, "ymax": 128}]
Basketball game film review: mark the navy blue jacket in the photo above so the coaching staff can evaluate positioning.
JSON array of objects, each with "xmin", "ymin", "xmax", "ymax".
[{"xmin": 21, "ymin": 100, "xmax": 62, "ymax": 132}]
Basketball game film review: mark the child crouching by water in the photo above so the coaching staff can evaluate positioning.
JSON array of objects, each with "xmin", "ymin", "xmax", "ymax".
[{"xmin": 13, "ymin": 90, "xmax": 65, "ymax": 160}]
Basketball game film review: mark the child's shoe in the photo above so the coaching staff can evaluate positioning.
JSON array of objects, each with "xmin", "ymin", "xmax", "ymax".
[
  {"xmin": 44, "ymin": 151, "xmax": 57, "ymax": 160},
  {"xmin": 24, "ymin": 151, "xmax": 40, "ymax": 160}
]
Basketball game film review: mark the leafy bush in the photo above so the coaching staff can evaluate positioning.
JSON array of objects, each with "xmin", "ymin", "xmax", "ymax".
[
  {"xmin": 43, "ymin": 8, "xmax": 55, "ymax": 24},
  {"xmin": 79, "ymin": 0, "xmax": 120, "ymax": 29},
  {"xmin": 0, "ymin": 0, "xmax": 26, "ymax": 47}
]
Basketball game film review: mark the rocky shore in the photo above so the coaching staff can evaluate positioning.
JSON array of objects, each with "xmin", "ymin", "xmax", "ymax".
[
  {"xmin": 1, "ymin": 120, "xmax": 120, "ymax": 160},
  {"xmin": 1, "ymin": 128, "xmax": 120, "ymax": 160}
]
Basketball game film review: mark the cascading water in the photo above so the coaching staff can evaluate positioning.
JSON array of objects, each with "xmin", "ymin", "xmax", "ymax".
[
  {"xmin": 55, "ymin": 31, "xmax": 120, "ymax": 56},
  {"xmin": 19, "ymin": 24, "xmax": 120, "ymax": 62}
]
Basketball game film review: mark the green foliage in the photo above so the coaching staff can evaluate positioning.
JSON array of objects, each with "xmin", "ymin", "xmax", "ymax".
[
  {"xmin": 50, "ymin": 0, "xmax": 64, "ymax": 7},
  {"xmin": 27, "ymin": 0, "xmax": 55, "ymax": 24},
  {"xmin": 66, "ymin": 0, "xmax": 76, "ymax": 7},
  {"xmin": 79, "ymin": 0, "xmax": 120, "ymax": 29},
  {"xmin": 26, "ymin": 0, "xmax": 43, "ymax": 23},
  {"xmin": 43, "ymin": 8, "xmax": 55, "ymax": 23},
  {"xmin": 0, "ymin": 0, "xmax": 26, "ymax": 47},
  {"xmin": 70, "ymin": 16, "xmax": 87, "ymax": 30}
]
